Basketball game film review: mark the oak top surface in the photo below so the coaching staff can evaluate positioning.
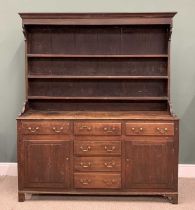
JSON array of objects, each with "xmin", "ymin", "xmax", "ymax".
[
  {"xmin": 17, "ymin": 110, "xmax": 177, "ymax": 120},
  {"xmin": 19, "ymin": 12, "xmax": 176, "ymax": 25},
  {"xmin": 19, "ymin": 12, "xmax": 177, "ymax": 18}
]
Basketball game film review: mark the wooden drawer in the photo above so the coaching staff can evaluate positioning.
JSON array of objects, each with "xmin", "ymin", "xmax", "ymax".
[
  {"xmin": 74, "ymin": 122, "xmax": 121, "ymax": 136},
  {"xmin": 126, "ymin": 122, "xmax": 174, "ymax": 136},
  {"xmin": 74, "ymin": 141, "xmax": 121, "ymax": 156},
  {"xmin": 21, "ymin": 121, "xmax": 71, "ymax": 135},
  {"xmin": 74, "ymin": 173, "xmax": 121, "ymax": 189},
  {"xmin": 74, "ymin": 157, "xmax": 121, "ymax": 172}
]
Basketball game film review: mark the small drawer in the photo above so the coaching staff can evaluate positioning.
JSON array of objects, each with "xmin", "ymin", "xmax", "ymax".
[
  {"xmin": 126, "ymin": 122, "xmax": 174, "ymax": 136},
  {"xmin": 74, "ymin": 157, "xmax": 121, "ymax": 172},
  {"xmin": 74, "ymin": 141, "xmax": 121, "ymax": 156},
  {"xmin": 74, "ymin": 122, "xmax": 121, "ymax": 136},
  {"xmin": 21, "ymin": 120, "xmax": 71, "ymax": 135},
  {"xmin": 74, "ymin": 173, "xmax": 121, "ymax": 189}
]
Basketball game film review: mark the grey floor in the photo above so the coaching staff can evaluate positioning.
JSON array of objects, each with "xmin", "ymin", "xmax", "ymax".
[{"xmin": 0, "ymin": 176, "xmax": 195, "ymax": 210}]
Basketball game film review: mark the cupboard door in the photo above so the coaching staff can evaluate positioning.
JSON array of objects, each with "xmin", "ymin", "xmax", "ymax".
[
  {"xmin": 23, "ymin": 140, "xmax": 71, "ymax": 189},
  {"xmin": 125, "ymin": 139, "xmax": 175, "ymax": 189}
]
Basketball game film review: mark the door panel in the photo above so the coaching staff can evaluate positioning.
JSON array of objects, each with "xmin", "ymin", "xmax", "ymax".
[
  {"xmin": 24, "ymin": 140, "xmax": 70, "ymax": 189},
  {"xmin": 125, "ymin": 139, "xmax": 175, "ymax": 189}
]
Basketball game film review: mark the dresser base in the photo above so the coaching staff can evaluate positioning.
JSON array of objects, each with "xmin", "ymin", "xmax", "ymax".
[
  {"xmin": 18, "ymin": 191, "xmax": 178, "ymax": 204},
  {"xmin": 17, "ymin": 111, "xmax": 179, "ymax": 204}
]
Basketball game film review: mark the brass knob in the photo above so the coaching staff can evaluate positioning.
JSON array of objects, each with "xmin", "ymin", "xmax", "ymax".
[
  {"xmin": 104, "ymin": 145, "xmax": 116, "ymax": 152},
  {"xmin": 28, "ymin": 127, "xmax": 39, "ymax": 133},
  {"xmin": 156, "ymin": 127, "xmax": 168, "ymax": 134},
  {"xmin": 103, "ymin": 127, "xmax": 116, "ymax": 133},
  {"xmin": 80, "ymin": 145, "xmax": 91, "ymax": 152},
  {"xmin": 66, "ymin": 157, "xmax": 69, "ymax": 161},
  {"xmin": 80, "ymin": 162, "xmax": 91, "ymax": 168},
  {"xmin": 79, "ymin": 125, "xmax": 92, "ymax": 131},
  {"xmin": 80, "ymin": 178, "xmax": 91, "ymax": 185},
  {"xmin": 104, "ymin": 161, "xmax": 115, "ymax": 168},
  {"xmin": 52, "ymin": 127, "xmax": 64, "ymax": 133},
  {"xmin": 131, "ymin": 127, "xmax": 143, "ymax": 133},
  {"xmin": 103, "ymin": 179, "xmax": 117, "ymax": 185}
]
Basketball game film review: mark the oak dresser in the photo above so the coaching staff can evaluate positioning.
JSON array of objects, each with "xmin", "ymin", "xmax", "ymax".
[{"xmin": 17, "ymin": 13, "xmax": 179, "ymax": 204}]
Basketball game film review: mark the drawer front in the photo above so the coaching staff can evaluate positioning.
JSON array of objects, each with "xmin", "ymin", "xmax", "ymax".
[
  {"xmin": 74, "ymin": 173, "xmax": 121, "ymax": 189},
  {"xmin": 21, "ymin": 121, "xmax": 71, "ymax": 135},
  {"xmin": 74, "ymin": 122, "xmax": 121, "ymax": 136},
  {"xmin": 74, "ymin": 157, "xmax": 121, "ymax": 172},
  {"xmin": 74, "ymin": 141, "xmax": 121, "ymax": 155},
  {"xmin": 126, "ymin": 122, "xmax": 174, "ymax": 136}
]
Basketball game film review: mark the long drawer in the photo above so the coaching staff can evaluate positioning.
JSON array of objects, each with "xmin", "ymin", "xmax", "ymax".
[
  {"xmin": 74, "ymin": 141, "xmax": 121, "ymax": 156},
  {"xmin": 74, "ymin": 122, "xmax": 121, "ymax": 136},
  {"xmin": 21, "ymin": 121, "xmax": 71, "ymax": 135},
  {"xmin": 74, "ymin": 173, "xmax": 121, "ymax": 189},
  {"xmin": 126, "ymin": 122, "xmax": 174, "ymax": 136},
  {"xmin": 74, "ymin": 157, "xmax": 121, "ymax": 172}
]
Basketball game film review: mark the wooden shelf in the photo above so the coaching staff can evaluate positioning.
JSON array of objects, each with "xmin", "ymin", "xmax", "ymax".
[
  {"xmin": 28, "ymin": 75, "xmax": 168, "ymax": 79},
  {"xmin": 27, "ymin": 54, "xmax": 168, "ymax": 58},
  {"xmin": 25, "ymin": 15, "xmax": 170, "ymax": 113},
  {"xmin": 28, "ymin": 96, "xmax": 168, "ymax": 100}
]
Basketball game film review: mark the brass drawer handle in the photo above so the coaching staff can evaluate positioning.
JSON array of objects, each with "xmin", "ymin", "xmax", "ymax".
[
  {"xmin": 103, "ymin": 127, "xmax": 116, "ymax": 133},
  {"xmin": 104, "ymin": 145, "xmax": 116, "ymax": 152},
  {"xmin": 79, "ymin": 125, "xmax": 92, "ymax": 131},
  {"xmin": 103, "ymin": 178, "xmax": 117, "ymax": 185},
  {"xmin": 80, "ymin": 145, "xmax": 91, "ymax": 152},
  {"xmin": 80, "ymin": 162, "xmax": 91, "ymax": 168},
  {"xmin": 131, "ymin": 127, "xmax": 144, "ymax": 133},
  {"xmin": 28, "ymin": 127, "xmax": 39, "ymax": 133},
  {"xmin": 104, "ymin": 161, "xmax": 116, "ymax": 168},
  {"xmin": 80, "ymin": 178, "xmax": 91, "ymax": 185},
  {"xmin": 52, "ymin": 127, "xmax": 64, "ymax": 133},
  {"xmin": 156, "ymin": 127, "xmax": 168, "ymax": 134}
]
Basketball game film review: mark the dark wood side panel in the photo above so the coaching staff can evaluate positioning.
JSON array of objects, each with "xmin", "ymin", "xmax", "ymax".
[
  {"xmin": 125, "ymin": 139, "xmax": 175, "ymax": 189},
  {"xmin": 23, "ymin": 140, "xmax": 71, "ymax": 189}
]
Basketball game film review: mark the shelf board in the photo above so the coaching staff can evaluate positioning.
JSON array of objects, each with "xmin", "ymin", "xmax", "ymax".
[
  {"xmin": 28, "ymin": 96, "xmax": 168, "ymax": 101},
  {"xmin": 27, "ymin": 54, "xmax": 168, "ymax": 58},
  {"xmin": 28, "ymin": 75, "xmax": 168, "ymax": 79}
]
